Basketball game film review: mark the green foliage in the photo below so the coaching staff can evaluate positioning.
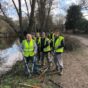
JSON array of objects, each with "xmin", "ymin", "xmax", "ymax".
[
  {"xmin": 65, "ymin": 5, "xmax": 82, "ymax": 32},
  {"xmin": 77, "ymin": 18, "xmax": 88, "ymax": 33}
]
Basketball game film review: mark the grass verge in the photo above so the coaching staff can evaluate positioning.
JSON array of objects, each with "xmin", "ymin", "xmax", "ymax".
[{"xmin": 0, "ymin": 61, "xmax": 40, "ymax": 88}]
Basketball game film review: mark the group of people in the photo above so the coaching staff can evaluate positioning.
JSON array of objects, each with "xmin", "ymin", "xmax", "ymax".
[{"xmin": 21, "ymin": 30, "xmax": 64, "ymax": 76}]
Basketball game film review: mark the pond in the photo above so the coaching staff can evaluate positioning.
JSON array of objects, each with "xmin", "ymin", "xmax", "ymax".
[
  {"xmin": 0, "ymin": 38, "xmax": 23, "ymax": 76},
  {"xmin": 0, "ymin": 38, "xmax": 16, "ymax": 49}
]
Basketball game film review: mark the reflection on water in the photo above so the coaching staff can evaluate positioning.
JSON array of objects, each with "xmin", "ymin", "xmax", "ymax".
[
  {"xmin": 0, "ymin": 38, "xmax": 16, "ymax": 49},
  {"xmin": 0, "ymin": 43, "xmax": 23, "ymax": 76},
  {"xmin": 0, "ymin": 38, "xmax": 23, "ymax": 76}
]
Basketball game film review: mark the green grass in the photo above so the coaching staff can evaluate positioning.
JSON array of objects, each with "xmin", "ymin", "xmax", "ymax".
[
  {"xmin": 0, "ymin": 61, "xmax": 57, "ymax": 88},
  {"xmin": 0, "ymin": 61, "xmax": 40, "ymax": 88}
]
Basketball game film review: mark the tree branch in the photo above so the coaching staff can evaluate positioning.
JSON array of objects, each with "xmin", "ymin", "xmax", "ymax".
[
  {"xmin": 0, "ymin": 4, "xmax": 18, "ymax": 34},
  {"xmin": 24, "ymin": 0, "xmax": 30, "ymax": 21},
  {"xmin": 12, "ymin": 0, "xmax": 19, "ymax": 15}
]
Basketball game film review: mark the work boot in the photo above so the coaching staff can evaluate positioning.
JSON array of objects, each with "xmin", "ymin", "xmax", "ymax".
[
  {"xmin": 59, "ymin": 68, "xmax": 63, "ymax": 75},
  {"xmin": 56, "ymin": 66, "xmax": 60, "ymax": 72},
  {"xmin": 56, "ymin": 66, "xmax": 61, "ymax": 75}
]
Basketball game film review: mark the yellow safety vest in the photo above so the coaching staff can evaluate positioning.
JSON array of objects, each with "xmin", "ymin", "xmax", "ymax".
[
  {"xmin": 50, "ymin": 34, "xmax": 55, "ymax": 50},
  {"xmin": 35, "ymin": 37, "xmax": 41, "ymax": 47},
  {"xmin": 22, "ymin": 39, "xmax": 35, "ymax": 57},
  {"xmin": 54, "ymin": 36, "xmax": 64, "ymax": 53},
  {"xmin": 43, "ymin": 38, "xmax": 51, "ymax": 52}
]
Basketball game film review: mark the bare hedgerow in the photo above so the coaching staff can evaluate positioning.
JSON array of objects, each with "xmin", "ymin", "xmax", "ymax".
[{"xmin": 64, "ymin": 35, "xmax": 81, "ymax": 51}]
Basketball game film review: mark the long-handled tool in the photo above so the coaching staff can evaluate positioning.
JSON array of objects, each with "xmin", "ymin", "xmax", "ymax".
[{"xmin": 23, "ymin": 56, "xmax": 31, "ymax": 77}]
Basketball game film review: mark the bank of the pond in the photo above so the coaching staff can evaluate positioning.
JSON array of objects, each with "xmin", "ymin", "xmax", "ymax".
[
  {"xmin": 0, "ymin": 37, "xmax": 17, "ymax": 49},
  {"xmin": 0, "ymin": 61, "xmax": 41, "ymax": 88},
  {"xmin": 0, "ymin": 60, "xmax": 58, "ymax": 88}
]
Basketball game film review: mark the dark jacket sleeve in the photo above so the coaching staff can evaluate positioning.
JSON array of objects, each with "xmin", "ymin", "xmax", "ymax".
[
  {"xmin": 57, "ymin": 40, "xmax": 64, "ymax": 49},
  {"xmin": 44, "ymin": 40, "xmax": 50, "ymax": 48},
  {"xmin": 50, "ymin": 40, "xmax": 53, "ymax": 48}
]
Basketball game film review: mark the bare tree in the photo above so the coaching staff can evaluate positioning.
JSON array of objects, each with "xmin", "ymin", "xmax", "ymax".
[
  {"xmin": 27, "ymin": 0, "xmax": 36, "ymax": 32},
  {"xmin": 0, "ymin": 0, "xmax": 58, "ymax": 35},
  {"xmin": 24, "ymin": 0, "xmax": 30, "ymax": 20},
  {"xmin": 0, "ymin": 0, "xmax": 24, "ymax": 36},
  {"xmin": 45, "ymin": 0, "xmax": 54, "ymax": 32},
  {"xmin": 12, "ymin": 0, "xmax": 23, "ymax": 36},
  {"xmin": 0, "ymin": 3, "xmax": 18, "ymax": 34},
  {"xmin": 36, "ymin": 0, "xmax": 54, "ymax": 32}
]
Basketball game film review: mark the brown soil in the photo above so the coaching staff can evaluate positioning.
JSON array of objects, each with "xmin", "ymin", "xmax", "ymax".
[{"xmin": 42, "ymin": 35, "xmax": 88, "ymax": 88}]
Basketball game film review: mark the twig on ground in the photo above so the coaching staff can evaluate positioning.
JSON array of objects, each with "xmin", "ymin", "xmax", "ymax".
[{"xmin": 18, "ymin": 83, "xmax": 41, "ymax": 88}]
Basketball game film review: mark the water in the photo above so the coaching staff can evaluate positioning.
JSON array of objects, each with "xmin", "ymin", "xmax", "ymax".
[{"xmin": 0, "ymin": 38, "xmax": 23, "ymax": 76}]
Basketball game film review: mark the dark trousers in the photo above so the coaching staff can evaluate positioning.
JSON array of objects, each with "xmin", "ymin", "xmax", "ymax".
[
  {"xmin": 37, "ymin": 51, "xmax": 41, "ymax": 62},
  {"xmin": 41, "ymin": 52, "xmax": 52, "ymax": 69},
  {"xmin": 24, "ymin": 56, "xmax": 36, "ymax": 74},
  {"xmin": 25, "ymin": 56, "xmax": 34, "ymax": 63}
]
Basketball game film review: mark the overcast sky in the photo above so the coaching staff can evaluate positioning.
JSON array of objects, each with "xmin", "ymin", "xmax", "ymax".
[{"xmin": 0, "ymin": 0, "xmax": 88, "ymax": 20}]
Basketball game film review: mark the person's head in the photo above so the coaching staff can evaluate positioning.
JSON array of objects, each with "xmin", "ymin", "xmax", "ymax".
[
  {"xmin": 36, "ymin": 32, "xmax": 40, "ymax": 38},
  {"xmin": 23, "ymin": 31, "xmax": 27, "ymax": 38},
  {"xmin": 31, "ymin": 33, "xmax": 35, "ymax": 39},
  {"xmin": 41, "ymin": 32, "xmax": 46, "ymax": 38},
  {"xmin": 54, "ymin": 30, "xmax": 60, "ymax": 37},
  {"xmin": 51, "ymin": 29, "xmax": 55, "ymax": 34},
  {"xmin": 26, "ymin": 34, "xmax": 32, "ymax": 41}
]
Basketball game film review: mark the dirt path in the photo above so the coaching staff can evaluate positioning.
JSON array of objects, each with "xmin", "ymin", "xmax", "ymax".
[
  {"xmin": 70, "ymin": 35, "xmax": 88, "ymax": 46},
  {"xmin": 49, "ymin": 36, "xmax": 88, "ymax": 88}
]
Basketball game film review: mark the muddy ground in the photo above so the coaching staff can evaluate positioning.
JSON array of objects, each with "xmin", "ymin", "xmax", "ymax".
[
  {"xmin": 42, "ymin": 36, "xmax": 88, "ymax": 88},
  {"xmin": 0, "ymin": 36, "xmax": 88, "ymax": 88}
]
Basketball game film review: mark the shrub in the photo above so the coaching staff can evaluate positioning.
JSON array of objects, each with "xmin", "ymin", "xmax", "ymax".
[{"xmin": 64, "ymin": 35, "xmax": 81, "ymax": 51}]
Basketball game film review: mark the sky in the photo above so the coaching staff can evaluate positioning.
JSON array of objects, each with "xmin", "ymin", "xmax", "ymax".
[{"xmin": 0, "ymin": 0, "xmax": 88, "ymax": 20}]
